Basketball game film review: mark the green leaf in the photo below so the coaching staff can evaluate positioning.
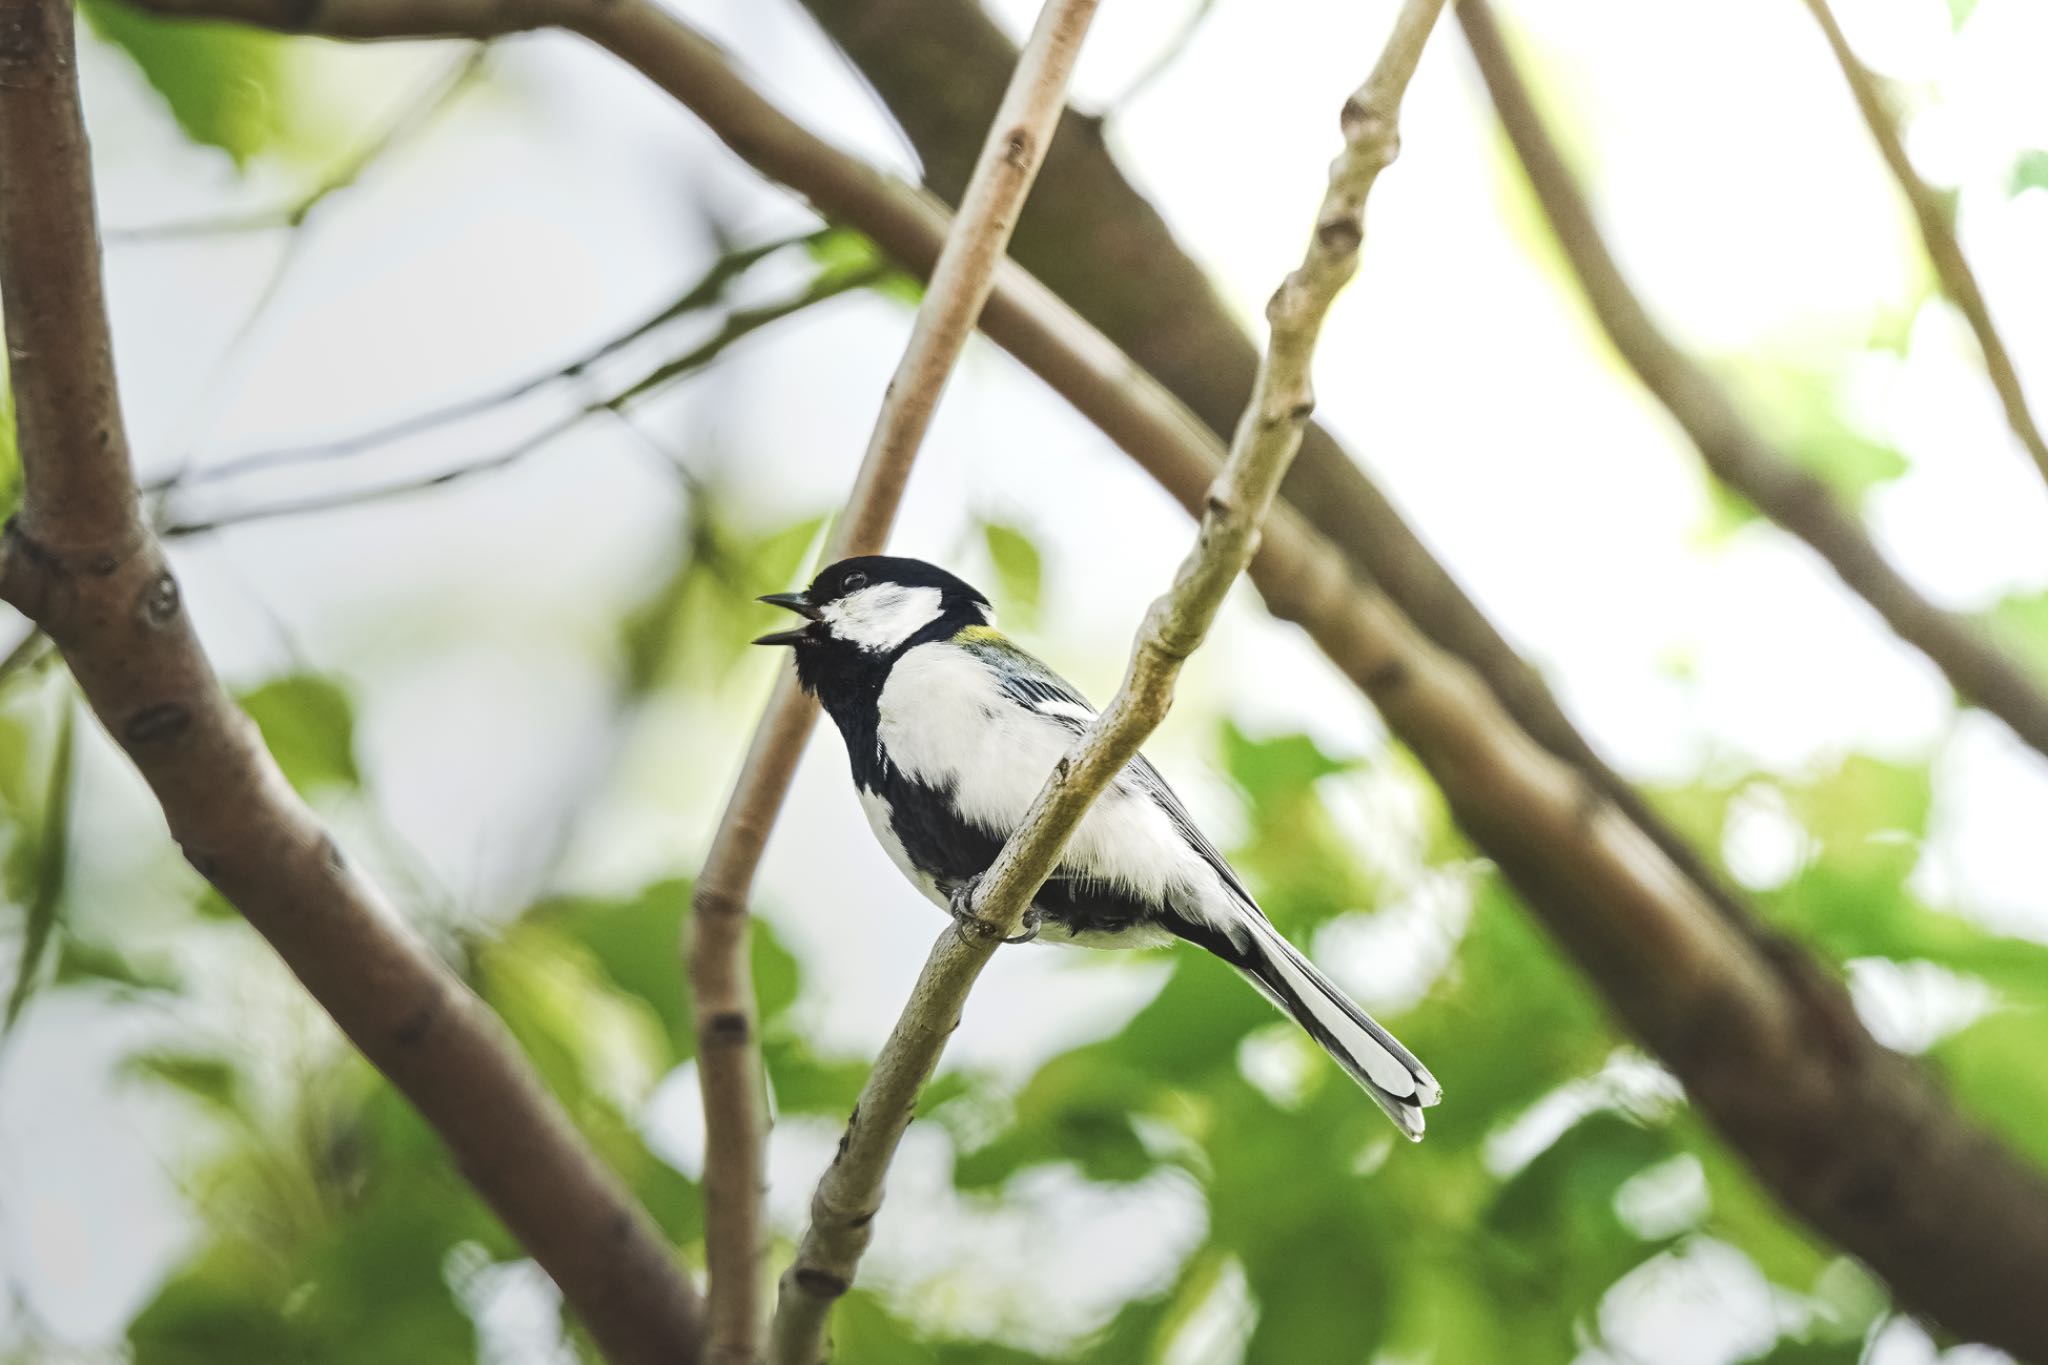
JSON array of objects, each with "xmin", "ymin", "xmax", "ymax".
[
  {"xmin": 1398, "ymin": 882, "xmax": 1615, "ymax": 1144},
  {"xmin": 542, "ymin": 880, "xmax": 693, "ymax": 1053},
  {"xmin": 1784, "ymin": 753, "xmax": 1928, "ymax": 883},
  {"xmin": 1946, "ymin": 0, "xmax": 1978, "ymax": 30},
  {"xmin": 1220, "ymin": 720, "xmax": 1354, "ymax": 797},
  {"xmin": 1485, "ymin": 1112, "xmax": 1677, "ymax": 1300},
  {"xmin": 54, "ymin": 936, "xmax": 182, "ymax": 996},
  {"xmin": 1698, "ymin": 365, "xmax": 1907, "ymax": 542},
  {"xmin": 2012, "ymin": 150, "xmax": 2048, "ymax": 198},
  {"xmin": 239, "ymin": 674, "xmax": 360, "ymax": 793},
  {"xmin": 1934, "ymin": 1005, "xmax": 2048, "ymax": 1169},
  {"xmin": 123, "ymin": 1049, "xmax": 244, "ymax": 1116},
  {"xmin": 980, "ymin": 520, "xmax": 1044, "ymax": 629},
  {"xmin": 129, "ymin": 1253, "xmax": 309, "ymax": 1365},
  {"xmin": 1979, "ymin": 589, "xmax": 2048, "ymax": 684},
  {"xmin": 0, "ymin": 383, "xmax": 19, "ymax": 527},
  {"xmin": 807, "ymin": 228, "xmax": 920, "ymax": 306},
  {"xmin": 81, "ymin": 0, "xmax": 312, "ymax": 167},
  {"xmin": 624, "ymin": 507, "xmax": 825, "ymax": 694},
  {"xmin": 541, "ymin": 880, "xmax": 806, "ymax": 1061},
  {"xmin": 1740, "ymin": 1333, "xmax": 1868, "ymax": 1365},
  {"xmin": 1215, "ymin": 722, "xmax": 1381, "ymax": 928},
  {"xmin": 5, "ymin": 700, "xmax": 73, "ymax": 1029}
]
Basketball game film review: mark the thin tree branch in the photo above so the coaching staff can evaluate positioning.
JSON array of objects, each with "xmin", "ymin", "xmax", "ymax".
[
  {"xmin": 770, "ymin": 6, "xmax": 1447, "ymax": 1359},
  {"xmin": 156, "ymin": 262, "xmax": 880, "ymax": 536},
  {"xmin": 156, "ymin": 228, "xmax": 824, "ymax": 492},
  {"xmin": 0, "ymin": 6, "xmax": 705, "ymax": 1361},
  {"xmin": 1456, "ymin": 0, "xmax": 2048, "ymax": 764},
  {"xmin": 691, "ymin": 4, "xmax": 1099, "ymax": 1360},
  {"xmin": 1798, "ymin": 0, "xmax": 2048, "ymax": 491},
  {"xmin": 106, "ymin": 0, "xmax": 2048, "ymax": 1351}
]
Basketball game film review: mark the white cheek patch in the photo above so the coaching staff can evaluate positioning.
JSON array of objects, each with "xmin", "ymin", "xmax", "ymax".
[{"xmin": 823, "ymin": 584, "xmax": 945, "ymax": 652}]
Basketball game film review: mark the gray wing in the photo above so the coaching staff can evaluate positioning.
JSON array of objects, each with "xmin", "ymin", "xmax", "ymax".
[{"xmin": 972, "ymin": 636, "xmax": 1262, "ymax": 913}]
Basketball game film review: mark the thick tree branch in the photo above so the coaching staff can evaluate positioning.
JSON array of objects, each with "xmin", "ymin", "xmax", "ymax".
[
  {"xmin": 769, "ymin": 7, "xmax": 1447, "ymax": 1359},
  {"xmin": 0, "ymin": 6, "xmax": 705, "ymax": 1362},
  {"xmin": 1457, "ymin": 0, "xmax": 2048, "ymax": 763},
  {"xmin": 1798, "ymin": 0, "xmax": 2048, "ymax": 491},
  {"xmin": 690, "ymin": 5, "xmax": 1098, "ymax": 1360},
  {"xmin": 104, "ymin": 0, "xmax": 2048, "ymax": 1351}
]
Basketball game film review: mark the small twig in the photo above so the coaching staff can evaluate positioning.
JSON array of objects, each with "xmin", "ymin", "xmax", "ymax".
[
  {"xmin": 693, "ymin": 3, "xmax": 1102, "ymax": 1360},
  {"xmin": 1457, "ymin": 0, "xmax": 2048, "ymax": 764},
  {"xmin": 1797, "ymin": 0, "xmax": 2048, "ymax": 491},
  {"xmin": 156, "ymin": 228, "xmax": 824, "ymax": 492},
  {"xmin": 157, "ymin": 264, "xmax": 878, "ymax": 536},
  {"xmin": 769, "ymin": 3, "xmax": 1446, "ymax": 1359}
]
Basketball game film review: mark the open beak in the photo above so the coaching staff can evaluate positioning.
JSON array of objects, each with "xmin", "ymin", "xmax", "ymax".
[{"xmin": 753, "ymin": 592, "xmax": 821, "ymax": 647}]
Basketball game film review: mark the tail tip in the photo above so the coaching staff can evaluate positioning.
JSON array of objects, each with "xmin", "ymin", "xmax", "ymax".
[{"xmin": 1415, "ymin": 1068, "xmax": 1444, "ymax": 1108}]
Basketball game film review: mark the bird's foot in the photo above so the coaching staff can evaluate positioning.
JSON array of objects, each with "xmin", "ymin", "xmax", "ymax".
[{"xmin": 947, "ymin": 878, "xmax": 1040, "ymax": 945}]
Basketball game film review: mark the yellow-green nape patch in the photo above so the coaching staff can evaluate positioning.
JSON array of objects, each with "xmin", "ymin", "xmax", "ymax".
[{"xmin": 954, "ymin": 624, "xmax": 1007, "ymax": 645}]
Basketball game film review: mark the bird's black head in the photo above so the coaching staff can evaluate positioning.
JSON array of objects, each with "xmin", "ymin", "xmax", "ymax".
[{"xmin": 754, "ymin": 555, "xmax": 993, "ymax": 703}]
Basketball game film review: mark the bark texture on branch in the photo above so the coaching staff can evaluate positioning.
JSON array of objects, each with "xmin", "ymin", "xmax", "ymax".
[
  {"xmin": 1797, "ymin": 0, "xmax": 2048, "ymax": 492},
  {"xmin": 690, "ymin": 3, "xmax": 1099, "ymax": 1359},
  {"xmin": 0, "ymin": 6, "xmax": 704, "ymax": 1363},
  {"xmin": 104, "ymin": 0, "xmax": 2048, "ymax": 1352},
  {"xmin": 1456, "ymin": 0, "xmax": 2048, "ymax": 763},
  {"xmin": 770, "ymin": 6, "xmax": 1447, "ymax": 1357}
]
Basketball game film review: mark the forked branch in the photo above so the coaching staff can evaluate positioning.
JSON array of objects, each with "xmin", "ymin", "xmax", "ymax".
[{"xmin": 767, "ymin": 3, "xmax": 1448, "ymax": 1360}]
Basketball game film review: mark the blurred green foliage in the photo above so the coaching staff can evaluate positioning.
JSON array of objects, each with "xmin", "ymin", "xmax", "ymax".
[
  {"xmin": 1701, "ymin": 366, "xmax": 1909, "ymax": 541},
  {"xmin": 3, "ymin": 486, "xmax": 2041, "ymax": 1364},
  {"xmin": 2013, "ymin": 150, "xmax": 2048, "ymax": 198}
]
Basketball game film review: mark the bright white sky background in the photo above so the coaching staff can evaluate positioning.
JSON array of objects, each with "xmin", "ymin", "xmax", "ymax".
[{"xmin": 2, "ymin": 0, "xmax": 2044, "ymax": 1360}]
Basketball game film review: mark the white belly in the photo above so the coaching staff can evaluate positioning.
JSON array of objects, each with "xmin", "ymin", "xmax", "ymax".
[{"xmin": 872, "ymin": 642, "xmax": 1228, "ymax": 932}]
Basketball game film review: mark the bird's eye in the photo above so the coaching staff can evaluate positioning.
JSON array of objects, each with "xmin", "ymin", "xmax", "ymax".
[{"xmin": 844, "ymin": 571, "xmax": 868, "ymax": 591}]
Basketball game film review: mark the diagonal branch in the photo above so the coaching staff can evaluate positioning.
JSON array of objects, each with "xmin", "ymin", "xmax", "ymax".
[
  {"xmin": 0, "ymin": 5, "xmax": 704, "ymax": 1361},
  {"xmin": 769, "ymin": 4, "xmax": 1447, "ymax": 1359},
  {"xmin": 689, "ymin": 3, "xmax": 1099, "ymax": 1360},
  {"xmin": 1456, "ymin": 0, "xmax": 2048, "ymax": 763},
  {"xmin": 106, "ymin": 0, "xmax": 2048, "ymax": 1351},
  {"xmin": 1797, "ymin": 0, "xmax": 2048, "ymax": 491}
]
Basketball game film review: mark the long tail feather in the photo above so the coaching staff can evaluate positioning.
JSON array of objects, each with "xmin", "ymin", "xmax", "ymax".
[{"xmin": 1232, "ymin": 916, "xmax": 1441, "ymax": 1140}]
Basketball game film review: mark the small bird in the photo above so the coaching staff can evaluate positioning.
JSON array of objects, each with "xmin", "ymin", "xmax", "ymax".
[{"xmin": 756, "ymin": 555, "xmax": 1442, "ymax": 1138}]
